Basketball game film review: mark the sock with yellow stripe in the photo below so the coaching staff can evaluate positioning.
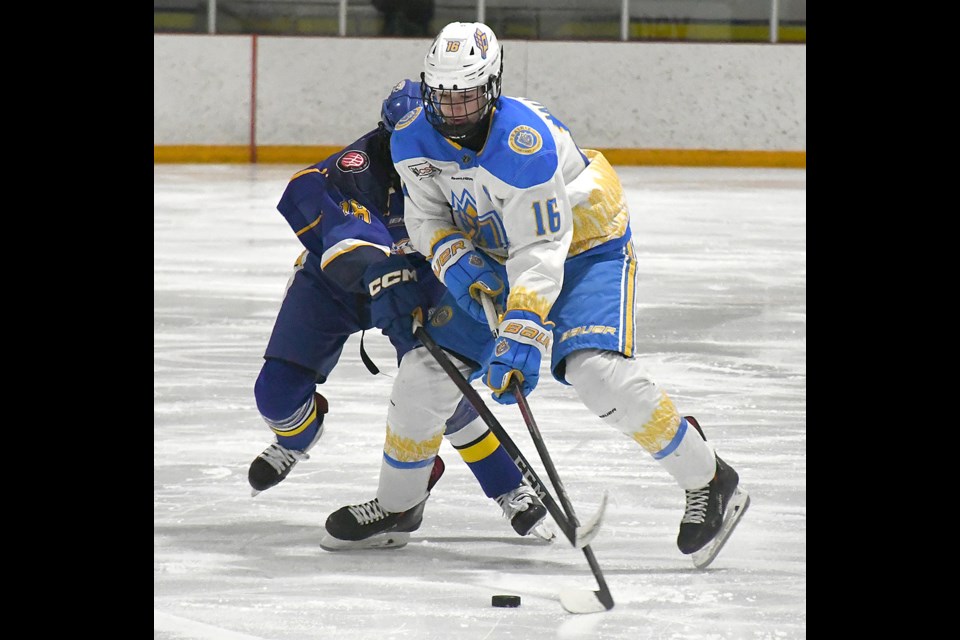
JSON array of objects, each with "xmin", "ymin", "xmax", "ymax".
[{"xmin": 444, "ymin": 399, "xmax": 521, "ymax": 498}]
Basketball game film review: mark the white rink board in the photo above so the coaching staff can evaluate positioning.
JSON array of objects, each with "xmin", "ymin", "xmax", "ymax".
[{"xmin": 154, "ymin": 35, "xmax": 805, "ymax": 151}]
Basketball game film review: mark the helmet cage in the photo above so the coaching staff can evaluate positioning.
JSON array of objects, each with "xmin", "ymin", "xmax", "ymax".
[{"xmin": 420, "ymin": 60, "xmax": 502, "ymax": 141}]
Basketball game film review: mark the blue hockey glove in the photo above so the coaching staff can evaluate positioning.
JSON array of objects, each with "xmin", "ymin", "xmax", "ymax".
[
  {"xmin": 485, "ymin": 310, "xmax": 552, "ymax": 405},
  {"xmin": 363, "ymin": 254, "xmax": 430, "ymax": 356},
  {"xmin": 431, "ymin": 234, "xmax": 505, "ymax": 325}
]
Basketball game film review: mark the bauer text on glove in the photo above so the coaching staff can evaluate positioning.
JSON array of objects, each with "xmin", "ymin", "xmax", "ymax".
[{"xmin": 485, "ymin": 310, "xmax": 551, "ymax": 405}]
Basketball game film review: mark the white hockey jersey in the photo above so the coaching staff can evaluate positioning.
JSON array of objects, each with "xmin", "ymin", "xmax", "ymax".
[{"xmin": 390, "ymin": 96, "xmax": 631, "ymax": 324}]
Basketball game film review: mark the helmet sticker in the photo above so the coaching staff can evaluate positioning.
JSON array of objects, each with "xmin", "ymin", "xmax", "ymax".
[
  {"xmin": 508, "ymin": 126, "xmax": 543, "ymax": 155},
  {"xmin": 336, "ymin": 150, "xmax": 370, "ymax": 173},
  {"xmin": 395, "ymin": 106, "xmax": 422, "ymax": 131},
  {"xmin": 474, "ymin": 28, "xmax": 489, "ymax": 59}
]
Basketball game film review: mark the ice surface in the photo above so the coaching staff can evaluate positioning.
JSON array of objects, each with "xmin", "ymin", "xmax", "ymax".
[{"xmin": 154, "ymin": 164, "xmax": 806, "ymax": 639}]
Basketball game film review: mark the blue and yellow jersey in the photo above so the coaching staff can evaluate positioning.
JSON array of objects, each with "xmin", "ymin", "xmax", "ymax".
[
  {"xmin": 390, "ymin": 97, "xmax": 632, "ymax": 325},
  {"xmin": 277, "ymin": 128, "xmax": 420, "ymax": 293}
]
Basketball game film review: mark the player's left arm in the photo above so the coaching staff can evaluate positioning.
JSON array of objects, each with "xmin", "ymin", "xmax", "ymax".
[
  {"xmin": 486, "ymin": 165, "xmax": 573, "ymax": 404},
  {"xmin": 318, "ymin": 185, "xmax": 395, "ymax": 293}
]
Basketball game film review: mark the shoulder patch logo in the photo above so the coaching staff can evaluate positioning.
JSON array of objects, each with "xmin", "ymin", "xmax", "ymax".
[
  {"xmin": 395, "ymin": 106, "xmax": 422, "ymax": 131},
  {"xmin": 407, "ymin": 160, "xmax": 442, "ymax": 179},
  {"xmin": 336, "ymin": 150, "xmax": 370, "ymax": 173},
  {"xmin": 508, "ymin": 126, "xmax": 542, "ymax": 155}
]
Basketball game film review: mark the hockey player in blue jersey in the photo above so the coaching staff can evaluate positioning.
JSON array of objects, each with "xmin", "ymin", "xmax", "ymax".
[
  {"xmin": 325, "ymin": 23, "xmax": 749, "ymax": 567},
  {"xmin": 248, "ymin": 79, "xmax": 550, "ymax": 549}
]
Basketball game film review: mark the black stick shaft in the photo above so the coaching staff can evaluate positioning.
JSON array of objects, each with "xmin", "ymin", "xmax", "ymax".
[
  {"xmin": 415, "ymin": 326, "xmax": 614, "ymax": 609},
  {"xmin": 512, "ymin": 381, "xmax": 615, "ymax": 605},
  {"xmin": 414, "ymin": 326, "xmax": 576, "ymax": 544}
]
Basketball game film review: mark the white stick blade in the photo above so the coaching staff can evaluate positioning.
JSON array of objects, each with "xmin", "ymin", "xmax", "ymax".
[
  {"xmin": 573, "ymin": 491, "xmax": 608, "ymax": 549},
  {"xmin": 559, "ymin": 589, "xmax": 610, "ymax": 614}
]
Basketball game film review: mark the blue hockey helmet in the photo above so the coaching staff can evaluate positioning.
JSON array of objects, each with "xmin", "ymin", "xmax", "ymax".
[{"xmin": 380, "ymin": 79, "xmax": 422, "ymax": 134}]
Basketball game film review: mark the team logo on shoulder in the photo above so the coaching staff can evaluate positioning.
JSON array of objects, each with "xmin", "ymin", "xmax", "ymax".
[
  {"xmin": 336, "ymin": 150, "xmax": 370, "ymax": 173},
  {"xmin": 408, "ymin": 160, "xmax": 442, "ymax": 179},
  {"xmin": 429, "ymin": 305, "xmax": 454, "ymax": 327},
  {"xmin": 508, "ymin": 126, "xmax": 542, "ymax": 155},
  {"xmin": 395, "ymin": 106, "xmax": 422, "ymax": 131}
]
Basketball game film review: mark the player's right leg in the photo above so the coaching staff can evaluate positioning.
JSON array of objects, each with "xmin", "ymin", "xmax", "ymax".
[
  {"xmin": 248, "ymin": 358, "xmax": 328, "ymax": 495},
  {"xmin": 321, "ymin": 346, "xmax": 458, "ymax": 550},
  {"xmin": 248, "ymin": 251, "xmax": 356, "ymax": 496},
  {"xmin": 444, "ymin": 398, "xmax": 551, "ymax": 540}
]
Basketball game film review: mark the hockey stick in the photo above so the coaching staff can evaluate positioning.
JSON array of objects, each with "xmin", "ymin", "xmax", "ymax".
[
  {"xmin": 413, "ymin": 323, "xmax": 604, "ymax": 549},
  {"xmin": 414, "ymin": 324, "xmax": 613, "ymax": 613},
  {"xmin": 480, "ymin": 296, "xmax": 614, "ymax": 613}
]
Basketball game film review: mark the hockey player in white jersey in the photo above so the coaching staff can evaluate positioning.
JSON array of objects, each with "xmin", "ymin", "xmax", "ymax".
[{"xmin": 324, "ymin": 22, "xmax": 749, "ymax": 567}]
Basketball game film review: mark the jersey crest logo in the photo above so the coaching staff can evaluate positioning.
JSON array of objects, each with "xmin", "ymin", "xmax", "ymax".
[
  {"xmin": 508, "ymin": 126, "xmax": 542, "ymax": 155},
  {"xmin": 429, "ymin": 305, "xmax": 454, "ymax": 327},
  {"xmin": 408, "ymin": 160, "xmax": 441, "ymax": 179},
  {"xmin": 336, "ymin": 150, "xmax": 370, "ymax": 173},
  {"xmin": 395, "ymin": 106, "xmax": 422, "ymax": 131}
]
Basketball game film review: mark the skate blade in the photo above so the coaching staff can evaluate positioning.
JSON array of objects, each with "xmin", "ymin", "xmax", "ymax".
[
  {"xmin": 531, "ymin": 521, "xmax": 557, "ymax": 543},
  {"xmin": 319, "ymin": 531, "xmax": 411, "ymax": 552},
  {"xmin": 691, "ymin": 488, "xmax": 751, "ymax": 569}
]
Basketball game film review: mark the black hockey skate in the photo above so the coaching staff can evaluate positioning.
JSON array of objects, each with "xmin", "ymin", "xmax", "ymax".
[
  {"xmin": 248, "ymin": 393, "xmax": 328, "ymax": 496},
  {"xmin": 320, "ymin": 456, "xmax": 445, "ymax": 551},
  {"xmin": 496, "ymin": 484, "xmax": 551, "ymax": 539},
  {"xmin": 676, "ymin": 417, "xmax": 750, "ymax": 569}
]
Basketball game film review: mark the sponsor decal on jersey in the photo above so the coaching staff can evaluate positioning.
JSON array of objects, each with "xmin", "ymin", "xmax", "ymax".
[
  {"xmin": 395, "ymin": 106, "xmax": 422, "ymax": 131},
  {"xmin": 429, "ymin": 305, "xmax": 454, "ymax": 327},
  {"xmin": 408, "ymin": 160, "xmax": 442, "ymax": 179},
  {"xmin": 336, "ymin": 150, "xmax": 370, "ymax": 173},
  {"xmin": 508, "ymin": 126, "xmax": 542, "ymax": 155}
]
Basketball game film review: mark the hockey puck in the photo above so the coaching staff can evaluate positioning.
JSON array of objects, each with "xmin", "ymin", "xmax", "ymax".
[{"xmin": 491, "ymin": 595, "xmax": 521, "ymax": 608}]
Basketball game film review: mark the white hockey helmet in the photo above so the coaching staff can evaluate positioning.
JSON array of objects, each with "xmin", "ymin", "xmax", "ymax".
[{"xmin": 420, "ymin": 22, "xmax": 503, "ymax": 140}]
